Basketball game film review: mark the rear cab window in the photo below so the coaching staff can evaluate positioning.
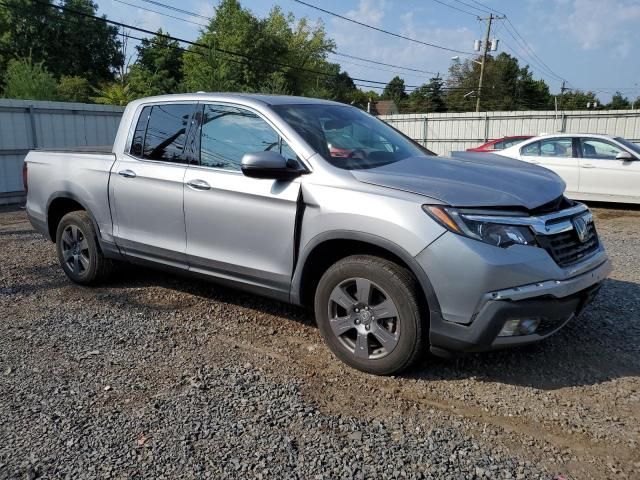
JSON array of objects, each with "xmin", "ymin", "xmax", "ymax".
[{"xmin": 129, "ymin": 103, "xmax": 197, "ymax": 163}]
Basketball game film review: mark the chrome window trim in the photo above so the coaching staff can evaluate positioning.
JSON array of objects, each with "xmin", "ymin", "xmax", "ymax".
[{"xmin": 463, "ymin": 203, "xmax": 590, "ymax": 236}]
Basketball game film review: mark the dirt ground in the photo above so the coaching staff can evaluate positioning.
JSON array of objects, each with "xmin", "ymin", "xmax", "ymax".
[{"xmin": 1, "ymin": 204, "xmax": 638, "ymax": 479}]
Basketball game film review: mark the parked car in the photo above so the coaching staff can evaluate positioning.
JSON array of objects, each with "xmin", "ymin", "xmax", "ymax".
[
  {"xmin": 495, "ymin": 133, "xmax": 640, "ymax": 204},
  {"xmin": 25, "ymin": 94, "xmax": 611, "ymax": 375},
  {"xmin": 467, "ymin": 136, "xmax": 532, "ymax": 152}
]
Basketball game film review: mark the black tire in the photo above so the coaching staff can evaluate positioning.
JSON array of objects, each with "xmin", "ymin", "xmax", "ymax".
[
  {"xmin": 55, "ymin": 211, "xmax": 112, "ymax": 285},
  {"xmin": 314, "ymin": 255, "xmax": 426, "ymax": 375}
]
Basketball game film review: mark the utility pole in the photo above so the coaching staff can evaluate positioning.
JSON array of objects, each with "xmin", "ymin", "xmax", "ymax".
[
  {"xmin": 475, "ymin": 14, "xmax": 504, "ymax": 112},
  {"xmin": 558, "ymin": 80, "xmax": 567, "ymax": 111}
]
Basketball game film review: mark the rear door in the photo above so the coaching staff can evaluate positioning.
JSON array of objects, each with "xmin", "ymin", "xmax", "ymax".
[
  {"xmin": 577, "ymin": 137, "xmax": 640, "ymax": 200},
  {"xmin": 111, "ymin": 103, "xmax": 197, "ymax": 267},
  {"xmin": 183, "ymin": 102, "xmax": 302, "ymax": 296},
  {"xmin": 519, "ymin": 137, "xmax": 580, "ymax": 194}
]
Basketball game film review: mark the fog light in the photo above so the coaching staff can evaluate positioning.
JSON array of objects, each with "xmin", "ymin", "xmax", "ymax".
[{"xmin": 498, "ymin": 318, "xmax": 541, "ymax": 337}]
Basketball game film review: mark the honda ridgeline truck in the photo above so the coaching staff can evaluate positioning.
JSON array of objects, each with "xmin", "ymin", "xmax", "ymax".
[{"xmin": 25, "ymin": 94, "xmax": 612, "ymax": 375}]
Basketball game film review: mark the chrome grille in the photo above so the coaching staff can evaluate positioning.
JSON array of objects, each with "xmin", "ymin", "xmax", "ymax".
[{"xmin": 537, "ymin": 221, "xmax": 599, "ymax": 267}]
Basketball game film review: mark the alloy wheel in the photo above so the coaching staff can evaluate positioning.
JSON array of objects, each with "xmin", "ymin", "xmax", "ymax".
[
  {"xmin": 61, "ymin": 225, "xmax": 90, "ymax": 275},
  {"xmin": 327, "ymin": 277, "xmax": 400, "ymax": 360}
]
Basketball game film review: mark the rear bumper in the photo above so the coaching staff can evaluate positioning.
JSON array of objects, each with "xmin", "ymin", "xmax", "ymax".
[
  {"xmin": 26, "ymin": 206, "xmax": 50, "ymax": 240},
  {"xmin": 426, "ymin": 257, "xmax": 611, "ymax": 354}
]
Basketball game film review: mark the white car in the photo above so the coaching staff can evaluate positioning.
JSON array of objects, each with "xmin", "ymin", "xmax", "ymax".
[{"xmin": 495, "ymin": 133, "xmax": 640, "ymax": 204}]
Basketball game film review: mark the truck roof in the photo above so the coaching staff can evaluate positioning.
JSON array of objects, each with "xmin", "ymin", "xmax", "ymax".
[{"xmin": 127, "ymin": 92, "xmax": 346, "ymax": 110}]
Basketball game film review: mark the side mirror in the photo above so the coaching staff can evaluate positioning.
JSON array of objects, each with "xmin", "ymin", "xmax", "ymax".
[
  {"xmin": 241, "ymin": 151, "xmax": 302, "ymax": 180},
  {"xmin": 616, "ymin": 151, "xmax": 635, "ymax": 161}
]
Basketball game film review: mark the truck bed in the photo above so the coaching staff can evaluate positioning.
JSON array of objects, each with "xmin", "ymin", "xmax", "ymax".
[
  {"xmin": 35, "ymin": 146, "xmax": 113, "ymax": 154},
  {"xmin": 25, "ymin": 149, "xmax": 117, "ymax": 242}
]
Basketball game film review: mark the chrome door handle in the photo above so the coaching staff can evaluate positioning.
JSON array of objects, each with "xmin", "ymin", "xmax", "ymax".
[
  {"xmin": 186, "ymin": 179, "xmax": 211, "ymax": 190},
  {"xmin": 118, "ymin": 169, "xmax": 136, "ymax": 178},
  {"xmin": 581, "ymin": 164, "xmax": 596, "ymax": 169}
]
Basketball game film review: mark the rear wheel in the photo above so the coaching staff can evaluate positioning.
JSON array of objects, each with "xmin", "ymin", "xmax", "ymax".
[
  {"xmin": 314, "ymin": 255, "xmax": 426, "ymax": 375},
  {"xmin": 55, "ymin": 211, "xmax": 112, "ymax": 285}
]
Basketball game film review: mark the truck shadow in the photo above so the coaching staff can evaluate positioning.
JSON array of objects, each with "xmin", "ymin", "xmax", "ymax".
[
  {"xmin": 410, "ymin": 278, "xmax": 640, "ymax": 390},
  {"xmin": 109, "ymin": 264, "xmax": 639, "ymax": 390}
]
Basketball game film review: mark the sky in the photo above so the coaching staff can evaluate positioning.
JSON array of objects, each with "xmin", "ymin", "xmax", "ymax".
[{"xmin": 98, "ymin": 0, "xmax": 640, "ymax": 102}]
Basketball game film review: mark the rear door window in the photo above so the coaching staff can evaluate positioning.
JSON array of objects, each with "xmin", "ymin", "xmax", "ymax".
[
  {"xmin": 142, "ymin": 103, "xmax": 196, "ymax": 163},
  {"xmin": 539, "ymin": 138, "xmax": 572, "ymax": 157}
]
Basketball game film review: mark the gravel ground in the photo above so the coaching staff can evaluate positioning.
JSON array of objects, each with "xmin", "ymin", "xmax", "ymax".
[{"xmin": 0, "ymin": 205, "xmax": 639, "ymax": 479}]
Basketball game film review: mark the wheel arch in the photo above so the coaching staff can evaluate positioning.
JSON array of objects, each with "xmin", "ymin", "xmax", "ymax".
[
  {"xmin": 46, "ymin": 192, "xmax": 99, "ymax": 242},
  {"xmin": 291, "ymin": 231, "xmax": 441, "ymax": 317}
]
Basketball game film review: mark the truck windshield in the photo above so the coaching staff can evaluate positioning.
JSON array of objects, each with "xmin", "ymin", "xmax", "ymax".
[{"xmin": 271, "ymin": 104, "xmax": 430, "ymax": 170}]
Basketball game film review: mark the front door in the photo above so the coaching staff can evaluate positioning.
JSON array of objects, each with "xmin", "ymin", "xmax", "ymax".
[
  {"xmin": 111, "ymin": 103, "xmax": 196, "ymax": 267},
  {"xmin": 519, "ymin": 137, "xmax": 580, "ymax": 194},
  {"xmin": 577, "ymin": 137, "xmax": 640, "ymax": 200},
  {"xmin": 183, "ymin": 103, "xmax": 302, "ymax": 296}
]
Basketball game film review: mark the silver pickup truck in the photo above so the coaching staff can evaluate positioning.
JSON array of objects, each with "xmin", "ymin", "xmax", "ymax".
[{"xmin": 25, "ymin": 93, "xmax": 612, "ymax": 375}]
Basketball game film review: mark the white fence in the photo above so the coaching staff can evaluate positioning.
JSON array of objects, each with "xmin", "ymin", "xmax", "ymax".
[
  {"xmin": 379, "ymin": 109, "xmax": 640, "ymax": 156},
  {"xmin": 0, "ymin": 99, "xmax": 124, "ymax": 205}
]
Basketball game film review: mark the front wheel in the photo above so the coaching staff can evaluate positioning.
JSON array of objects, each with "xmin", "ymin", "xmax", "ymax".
[{"xmin": 314, "ymin": 255, "xmax": 426, "ymax": 375}]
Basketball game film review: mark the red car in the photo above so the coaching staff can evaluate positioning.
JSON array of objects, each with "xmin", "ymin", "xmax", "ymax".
[{"xmin": 467, "ymin": 136, "xmax": 532, "ymax": 152}]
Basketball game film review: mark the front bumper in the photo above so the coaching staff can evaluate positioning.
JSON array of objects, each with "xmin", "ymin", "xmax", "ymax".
[
  {"xmin": 415, "ymin": 231, "xmax": 612, "ymax": 354},
  {"xmin": 429, "ymin": 277, "xmax": 605, "ymax": 353}
]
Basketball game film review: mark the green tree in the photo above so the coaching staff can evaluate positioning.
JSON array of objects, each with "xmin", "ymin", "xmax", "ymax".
[
  {"xmin": 128, "ymin": 31, "xmax": 184, "ymax": 96},
  {"xmin": 408, "ymin": 76, "xmax": 446, "ymax": 113},
  {"xmin": 382, "ymin": 76, "xmax": 407, "ymax": 106},
  {"xmin": 91, "ymin": 82, "xmax": 135, "ymax": 106},
  {"xmin": 445, "ymin": 53, "xmax": 553, "ymax": 111},
  {"xmin": 560, "ymin": 90, "xmax": 599, "ymax": 110},
  {"xmin": 3, "ymin": 57, "xmax": 58, "ymax": 100},
  {"xmin": 607, "ymin": 91, "xmax": 631, "ymax": 110},
  {"xmin": 182, "ymin": 0, "xmax": 278, "ymax": 93},
  {"xmin": 0, "ymin": 0, "xmax": 56, "ymax": 87},
  {"xmin": 261, "ymin": 6, "xmax": 335, "ymax": 96},
  {"xmin": 57, "ymin": 75, "xmax": 91, "ymax": 102},
  {"xmin": 324, "ymin": 71, "xmax": 358, "ymax": 103},
  {"xmin": 0, "ymin": 0, "xmax": 122, "ymax": 86},
  {"xmin": 182, "ymin": 0, "xmax": 336, "ymax": 96}
]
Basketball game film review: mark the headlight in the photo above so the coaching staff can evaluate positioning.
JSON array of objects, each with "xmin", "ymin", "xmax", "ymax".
[{"xmin": 423, "ymin": 205, "xmax": 537, "ymax": 248}]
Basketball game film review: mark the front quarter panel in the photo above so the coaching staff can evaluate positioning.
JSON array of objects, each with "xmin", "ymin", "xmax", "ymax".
[{"xmin": 298, "ymin": 179, "xmax": 447, "ymax": 262}]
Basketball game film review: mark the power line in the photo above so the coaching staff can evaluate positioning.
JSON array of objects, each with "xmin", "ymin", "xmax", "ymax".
[
  {"xmin": 138, "ymin": 0, "xmax": 211, "ymax": 20},
  {"xmin": 450, "ymin": 0, "xmax": 492, "ymax": 14},
  {"xmin": 501, "ymin": 19, "xmax": 565, "ymax": 82},
  {"xmin": 292, "ymin": 0, "xmax": 475, "ymax": 55},
  {"xmin": 112, "ymin": 0, "xmax": 446, "ymax": 85},
  {"xmin": 332, "ymin": 52, "xmax": 439, "ymax": 75},
  {"xmin": 429, "ymin": 0, "xmax": 478, "ymax": 17},
  {"xmin": 7, "ymin": 0, "xmax": 441, "ymax": 90},
  {"xmin": 447, "ymin": 0, "xmax": 569, "ymax": 86},
  {"xmin": 466, "ymin": 0, "xmax": 506, "ymax": 16},
  {"xmin": 329, "ymin": 55, "xmax": 436, "ymax": 80},
  {"xmin": 111, "ymin": 0, "xmax": 208, "ymax": 28}
]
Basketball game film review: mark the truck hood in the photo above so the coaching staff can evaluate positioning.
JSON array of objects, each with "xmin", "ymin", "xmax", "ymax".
[{"xmin": 351, "ymin": 153, "xmax": 565, "ymax": 210}]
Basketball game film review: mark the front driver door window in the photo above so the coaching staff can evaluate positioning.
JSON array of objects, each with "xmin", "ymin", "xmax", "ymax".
[{"xmin": 578, "ymin": 138, "xmax": 639, "ymax": 199}]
